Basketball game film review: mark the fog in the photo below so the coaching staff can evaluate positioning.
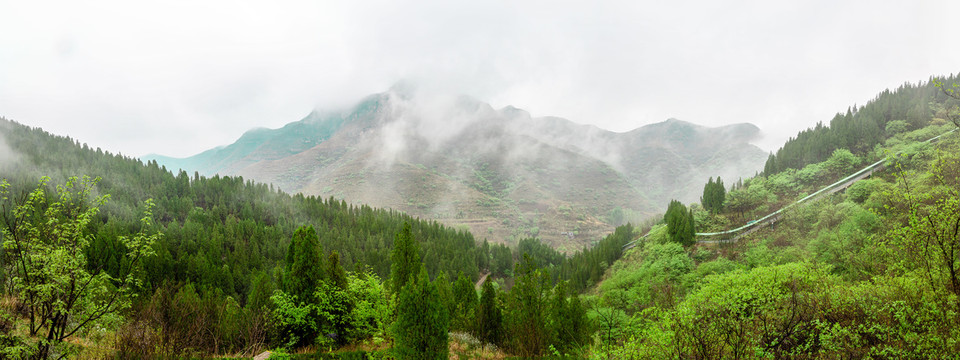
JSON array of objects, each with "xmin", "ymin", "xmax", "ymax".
[
  {"xmin": 1, "ymin": 1, "xmax": 957, "ymax": 159},
  {"xmin": 0, "ymin": 128, "xmax": 20, "ymax": 170}
]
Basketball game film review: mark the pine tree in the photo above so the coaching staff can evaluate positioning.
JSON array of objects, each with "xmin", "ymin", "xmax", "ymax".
[
  {"xmin": 549, "ymin": 281, "xmax": 592, "ymax": 354},
  {"xmin": 452, "ymin": 271, "xmax": 479, "ymax": 332},
  {"xmin": 390, "ymin": 222, "xmax": 422, "ymax": 293},
  {"xmin": 393, "ymin": 267, "xmax": 449, "ymax": 360},
  {"xmin": 434, "ymin": 271, "xmax": 455, "ymax": 321},
  {"xmin": 506, "ymin": 254, "xmax": 551, "ymax": 356},
  {"xmin": 284, "ymin": 225, "xmax": 325, "ymax": 302},
  {"xmin": 665, "ymin": 200, "xmax": 696, "ymax": 246},
  {"xmin": 477, "ymin": 279, "xmax": 502, "ymax": 346},
  {"xmin": 328, "ymin": 250, "xmax": 348, "ymax": 290},
  {"xmin": 682, "ymin": 208, "xmax": 696, "ymax": 246},
  {"xmin": 700, "ymin": 177, "xmax": 727, "ymax": 214}
]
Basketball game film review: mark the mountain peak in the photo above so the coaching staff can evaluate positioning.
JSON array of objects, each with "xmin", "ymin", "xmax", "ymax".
[{"xmin": 145, "ymin": 88, "xmax": 767, "ymax": 245}]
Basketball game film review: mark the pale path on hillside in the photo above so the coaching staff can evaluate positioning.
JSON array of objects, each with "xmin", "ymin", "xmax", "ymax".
[{"xmin": 475, "ymin": 272, "xmax": 490, "ymax": 290}]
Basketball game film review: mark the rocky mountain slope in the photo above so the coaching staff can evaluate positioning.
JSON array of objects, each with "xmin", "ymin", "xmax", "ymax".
[{"xmin": 146, "ymin": 88, "xmax": 767, "ymax": 250}]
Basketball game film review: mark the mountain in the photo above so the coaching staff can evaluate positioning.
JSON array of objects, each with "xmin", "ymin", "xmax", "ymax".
[{"xmin": 146, "ymin": 88, "xmax": 767, "ymax": 250}]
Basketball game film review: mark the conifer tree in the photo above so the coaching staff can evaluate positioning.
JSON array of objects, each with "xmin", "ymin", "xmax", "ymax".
[
  {"xmin": 393, "ymin": 267, "xmax": 449, "ymax": 360},
  {"xmin": 452, "ymin": 271, "xmax": 479, "ymax": 332},
  {"xmin": 390, "ymin": 222, "xmax": 422, "ymax": 293},
  {"xmin": 549, "ymin": 281, "xmax": 592, "ymax": 354},
  {"xmin": 665, "ymin": 200, "xmax": 696, "ymax": 246},
  {"xmin": 322, "ymin": 250, "xmax": 352, "ymax": 345},
  {"xmin": 506, "ymin": 254, "xmax": 552, "ymax": 356},
  {"xmin": 701, "ymin": 177, "xmax": 726, "ymax": 214},
  {"xmin": 477, "ymin": 279, "xmax": 503, "ymax": 346},
  {"xmin": 328, "ymin": 250, "xmax": 348, "ymax": 290},
  {"xmin": 434, "ymin": 271, "xmax": 455, "ymax": 321},
  {"xmin": 284, "ymin": 225, "xmax": 325, "ymax": 302}
]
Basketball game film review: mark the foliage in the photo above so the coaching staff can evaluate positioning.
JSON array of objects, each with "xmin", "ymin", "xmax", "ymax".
[
  {"xmin": 515, "ymin": 237, "xmax": 564, "ymax": 269},
  {"xmin": 451, "ymin": 271, "xmax": 478, "ymax": 333},
  {"xmin": 556, "ymin": 224, "xmax": 636, "ymax": 293},
  {"xmin": 432, "ymin": 270, "xmax": 454, "ymax": 327},
  {"xmin": 476, "ymin": 279, "xmax": 502, "ymax": 346},
  {"xmin": 700, "ymin": 177, "xmax": 726, "ymax": 214},
  {"xmin": 392, "ymin": 267, "xmax": 449, "ymax": 360},
  {"xmin": 764, "ymin": 74, "xmax": 959, "ymax": 176},
  {"xmin": 0, "ymin": 176, "xmax": 158, "ymax": 359},
  {"xmin": 504, "ymin": 254, "xmax": 552, "ymax": 356},
  {"xmin": 343, "ymin": 271, "xmax": 391, "ymax": 342},
  {"xmin": 271, "ymin": 290, "xmax": 318, "ymax": 350},
  {"xmin": 885, "ymin": 119, "xmax": 909, "ymax": 135},
  {"xmin": 595, "ymin": 125, "xmax": 960, "ymax": 358},
  {"xmin": 284, "ymin": 225, "xmax": 325, "ymax": 303},
  {"xmin": 664, "ymin": 200, "xmax": 695, "ymax": 246},
  {"xmin": 599, "ymin": 242, "xmax": 693, "ymax": 312},
  {"xmin": 389, "ymin": 222, "xmax": 421, "ymax": 294},
  {"xmin": 824, "ymin": 148, "xmax": 860, "ymax": 177},
  {"xmin": 887, "ymin": 147, "xmax": 960, "ymax": 317},
  {"xmin": 489, "ymin": 242, "xmax": 513, "ymax": 277},
  {"xmin": 548, "ymin": 281, "xmax": 592, "ymax": 355}
]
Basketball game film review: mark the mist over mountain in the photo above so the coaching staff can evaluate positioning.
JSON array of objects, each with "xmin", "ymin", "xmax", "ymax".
[{"xmin": 146, "ymin": 87, "xmax": 766, "ymax": 249}]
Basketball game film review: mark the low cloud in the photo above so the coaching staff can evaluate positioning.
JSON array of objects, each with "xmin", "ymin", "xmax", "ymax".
[{"xmin": 0, "ymin": 131, "xmax": 20, "ymax": 170}]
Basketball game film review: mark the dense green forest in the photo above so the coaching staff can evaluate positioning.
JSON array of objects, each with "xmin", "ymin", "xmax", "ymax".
[{"xmin": 1, "ymin": 75, "xmax": 958, "ymax": 358}]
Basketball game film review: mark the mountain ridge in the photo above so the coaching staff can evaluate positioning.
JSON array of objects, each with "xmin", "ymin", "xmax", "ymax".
[{"xmin": 144, "ymin": 89, "xmax": 767, "ymax": 249}]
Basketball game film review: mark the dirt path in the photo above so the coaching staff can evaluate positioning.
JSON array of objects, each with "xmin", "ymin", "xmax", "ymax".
[{"xmin": 475, "ymin": 272, "xmax": 490, "ymax": 290}]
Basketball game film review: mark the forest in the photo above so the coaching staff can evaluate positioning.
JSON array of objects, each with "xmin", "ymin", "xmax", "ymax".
[{"xmin": 0, "ymin": 75, "xmax": 958, "ymax": 359}]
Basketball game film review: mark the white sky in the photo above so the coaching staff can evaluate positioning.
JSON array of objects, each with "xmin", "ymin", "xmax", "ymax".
[{"xmin": 1, "ymin": 0, "xmax": 957, "ymax": 158}]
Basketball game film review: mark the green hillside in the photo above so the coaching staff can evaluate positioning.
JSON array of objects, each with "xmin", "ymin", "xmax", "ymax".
[{"xmin": 588, "ymin": 85, "xmax": 960, "ymax": 358}]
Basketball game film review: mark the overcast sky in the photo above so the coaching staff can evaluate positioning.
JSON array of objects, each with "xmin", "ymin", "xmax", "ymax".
[{"xmin": 1, "ymin": 0, "xmax": 957, "ymax": 158}]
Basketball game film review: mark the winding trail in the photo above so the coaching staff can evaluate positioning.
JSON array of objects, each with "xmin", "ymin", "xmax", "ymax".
[{"xmin": 475, "ymin": 272, "xmax": 490, "ymax": 290}]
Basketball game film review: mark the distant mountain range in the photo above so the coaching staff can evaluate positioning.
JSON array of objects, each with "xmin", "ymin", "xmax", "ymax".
[{"xmin": 145, "ymin": 87, "xmax": 767, "ymax": 250}]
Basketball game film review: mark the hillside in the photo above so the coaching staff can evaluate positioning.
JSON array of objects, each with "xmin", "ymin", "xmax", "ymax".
[
  {"xmin": 588, "ymin": 80, "xmax": 960, "ymax": 358},
  {"xmin": 146, "ymin": 88, "xmax": 767, "ymax": 250}
]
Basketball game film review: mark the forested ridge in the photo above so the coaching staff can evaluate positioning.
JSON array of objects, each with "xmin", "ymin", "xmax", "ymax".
[
  {"xmin": 763, "ymin": 74, "xmax": 959, "ymax": 175},
  {"xmin": 1, "ymin": 116, "xmax": 491, "ymax": 281},
  {"xmin": 0, "ymin": 117, "xmax": 631, "ymax": 358}
]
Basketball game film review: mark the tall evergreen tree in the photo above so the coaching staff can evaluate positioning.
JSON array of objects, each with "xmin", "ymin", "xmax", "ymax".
[
  {"xmin": 284, "ymin": 225, "xmax": 325, "ymax": 302},
  {"xmin": 477, "ymin": 279, "xmax": 503, "ymax": 346},
  {"xmin": 328, "ymin": 250, "xmax": 348, "ymax": 290},
  {"xmin": 665, "ymin": 200, "xmax": 696, "ymax": 246},
  {"xmin": 506, "ymin": 254, "xmax": 552, "ymax": 357},
  {"xmin": 549, "ymin": 281, "xmax": 592, "ymax": 354},
  {"xmin": 701, "ymin": 177, "xmax": 727, "ymax": 214},
  {"xmin": 452, "ymin": 271, "xmax": 479, "ymax": 332},
  {"xmin": 390, "ymin": 222, "xmax": 422, "ymax": 293},
  {"xmin": 393, "ymin": 267, "xmax": 449, "ymax": 360},
  {"xmin": 434, "ymin": 271, "xmax": 455, "ymax": 322}
]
